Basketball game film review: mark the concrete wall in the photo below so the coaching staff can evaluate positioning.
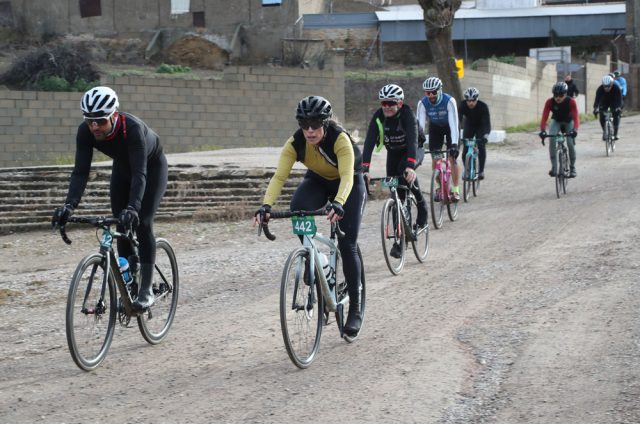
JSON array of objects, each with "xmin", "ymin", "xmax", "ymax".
[{"xmin": 0, "ymin": 53, "xmax": 345, "ymax": 168}]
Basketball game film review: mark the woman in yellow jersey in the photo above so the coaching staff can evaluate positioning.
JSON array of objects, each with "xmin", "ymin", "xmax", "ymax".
[{"xmin": 254, "ymin": 96, "xmax": 367, "ymax": 337}]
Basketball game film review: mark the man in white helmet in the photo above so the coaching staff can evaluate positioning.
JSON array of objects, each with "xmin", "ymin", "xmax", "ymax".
[{"xmin": 51, "ymin": 86, "xmax": 168, "ymax": 311}]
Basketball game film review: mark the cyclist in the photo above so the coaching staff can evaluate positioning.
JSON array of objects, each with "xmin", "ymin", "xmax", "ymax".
[
  {"xmin": 538, "ymin": 82, "xmax": 579, "ymax": 178},
  {"xmin": 51, "ymin": 86, "xmax": 168, "ymax": 311},
  {"xmin": 416, "ymin": 76, "xmax": 461, "ymax": 201},
  {"xmin": 253, "ymin": 95, "xmax": 366, "ymax": 337},
  {"xmin": 564, "ymin": 74, "xmax": 579, "ymax": 98},
  {"xmin": 458, "ymin": 87, "xmax": 491, "ymax": 180},
  {"xmin": 362, "ymin": 84, "xmax": 428, "ymax": 258},
  {"xmin": 593, "ymin": 74, "xmax": 623, "ymax": 141},
  {"xmin": 613, "ymin": 70, "xmax": 627, "ymax": 109}
]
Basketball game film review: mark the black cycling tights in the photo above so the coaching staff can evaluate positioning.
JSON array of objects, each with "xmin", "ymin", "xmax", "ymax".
[
  {"xmin": 110, "ymin": 155, "xmax": 168, "ymax": 264},
  {"xmin": 290, "ymin": 171, "xmax": 367, "ymax": 300},
  {"xmin": 462, "ymin": 128, "xmax": 487, "ymax": 173}
]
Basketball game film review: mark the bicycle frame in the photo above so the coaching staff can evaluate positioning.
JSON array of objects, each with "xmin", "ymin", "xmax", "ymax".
[
  {"xmin": 463, "ymin": 138, "xmax": 478, "ymax": 179},
  {"xmin": 382, "ymin": 177, "xmax": 413, "ymax": 241},
  {"xmin": 433, "ymin": 151, "xmax": 452, "ymax": 203},
  {"xmin": 301, "ymin": 230, "xmax": 345, "ymax": 313}
]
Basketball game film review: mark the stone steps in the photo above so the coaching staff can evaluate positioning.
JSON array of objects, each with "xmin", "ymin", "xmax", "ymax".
[{"xmin": 0, "ymin": 164, "xmax": 302, "ymax": 235}]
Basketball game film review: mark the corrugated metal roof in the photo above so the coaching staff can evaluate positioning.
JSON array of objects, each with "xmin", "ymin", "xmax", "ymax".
[{"xmin": 375, "ymin": 3, "xmax": 625, "ymax": 21}]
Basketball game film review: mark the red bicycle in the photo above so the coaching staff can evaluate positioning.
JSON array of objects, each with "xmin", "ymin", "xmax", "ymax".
[{"xmin": 429, "ymin": 150, "xmax": 458, "ymax": 229}]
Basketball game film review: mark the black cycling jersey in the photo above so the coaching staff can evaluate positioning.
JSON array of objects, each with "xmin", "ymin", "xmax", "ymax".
[
  {"xmin": 64, "ymin": 112, "xmax": 168, "ymax": 264},
  {"xmin": 362, "ymin": 104, "xmax": 419, "ymax": 169},
  {"xmin": 593, "ymin": 85, "xmax": 622, "ymax": 111},
  {"xmin": 458, "ymin": 100, "xmax": 491, "ymax": 139}
]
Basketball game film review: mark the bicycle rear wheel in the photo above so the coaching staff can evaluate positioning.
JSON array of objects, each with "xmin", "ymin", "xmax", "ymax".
[
  {"xmin": 430, "ymin": 169, "xmax": 444, "ymax": 229},
  {"xmin": 138, "ymin": 238, "xmax": 179, "ymax": 344},
  {"xmin": 409, "ymin": 196, "xmax": 429, "ymax": 262},
  {"xmin": 380, "ymin": 198, "xmax": 405, "ymax": 275},
  {"xmin": 66, "ymin": 253, "xmax": 117, "ymax": 371},
  {"xmin": 463, "ymin": 155, "xmax": 472, "ymax": 203},
  {"xmin": 280, "ymin": 247, "xmax": 323, "ymax": 368},
  {"xmin": 339, "ymin": 245, "xmax": 366, "ymax": 343}
]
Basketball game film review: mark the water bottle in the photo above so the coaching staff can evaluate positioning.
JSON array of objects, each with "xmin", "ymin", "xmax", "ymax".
[{"xmin": 118, "ymin": 257, "xmax": 132, "ymax": 285}]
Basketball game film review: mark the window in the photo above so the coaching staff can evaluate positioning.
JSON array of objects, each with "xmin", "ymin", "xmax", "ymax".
[
  {"xmin": 262, "ymin": 0, "xmax": 282, "ymax": 6},
  {"xmin": 79, "ymin": 0, "xmax": 101, "ymax": 18},
  {"xmin": 171, "ymin": 0, "xmax": 190, "ymax": 15},
  {"xmin": 193, "ymin": 11, "xmax": 205, "ymax": 28}
]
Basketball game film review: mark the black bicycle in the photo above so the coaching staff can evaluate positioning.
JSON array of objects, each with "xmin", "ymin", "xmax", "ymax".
[
  {"xmin": 542, "ymin": 133, "xmax": 570, "ymax": 198},
  {"xmin": 601, "ymin": 109, "xmax": 616, "ymax": 156},
  {"xmin": 371, "ymin": 176, "xmax": 429, "ymax": 275},
  {"xmin": 58, "ymin": 216, "xmax": 179, "ymax": 371}
]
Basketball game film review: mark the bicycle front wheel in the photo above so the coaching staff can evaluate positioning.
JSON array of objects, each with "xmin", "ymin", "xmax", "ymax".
[
  {"xmin": 463, "ymin": 155, "xmax": 472, "ymax": 202},
  {"xmin": 561, "ymin": 150, "xmax": 568, "ymax": 194},
  {"xmin": 605, "ymin": 121, "xmax": 612, "ymax": 156},
  {"xmin": 555, "ymin": 149, "xmax": 563, "ymax": 198},
  {"xmin": 409, "ymin": 196, "xmax": 429, "ymax": 262},
  {"xmin": 280, "ymin": 248, "xmax": 323, "ymax": 368},
  {"xmin": 446, "ymin": 175, "xmax": 458, "ymax": 222},
  {"xmin": 137, "ymin": 238, "xmax": 179, "ymax": 344},
  {"xmin": 66, "ymin": 253, "xmax": 117, "ymax": 371},
  {"xmin": 430, "ymin": 169, "xmax": 444, "ymax": 229},
  {"xmin": 381, "ymin": 198, "xmax": 405, "ymax": 275},
  {"xmin": 472, "ymin": 155, "xmax": 480, "ymax": 196}
]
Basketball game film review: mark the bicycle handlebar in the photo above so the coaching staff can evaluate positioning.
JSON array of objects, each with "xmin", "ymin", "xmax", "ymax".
[
  {"xmin": 258, "ymin": 208, "xmax": 345, "ymax": 241},
  {"xmin": 56, "ymin": 216, "xmax": 122, "ymax": 245}
]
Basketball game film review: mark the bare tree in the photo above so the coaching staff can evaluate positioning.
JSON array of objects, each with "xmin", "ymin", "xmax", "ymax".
[{"xmin": 417, "ymin": 0, "xmax": 462, "ymax": 100}]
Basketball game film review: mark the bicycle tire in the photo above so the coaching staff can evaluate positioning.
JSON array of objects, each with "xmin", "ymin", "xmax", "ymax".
[
  {"xmin": 409, "ymin": 196, "xmax": 429, "ymax": 262},
  {"xmin": 380, "ymin": 198, "xmax": 405, "ymax": 275},
  {"xmin": 463, "ymin": 154, "xmax": 472, "ymax": 203},
  {"xmin": 446, "ymin": 172, "xmax": 458, "ymax": 222},
  {"xmin": 137, "ymin": 238, "xmax": 179, "ymax": 344},
  {"xmin": 555, "ymin": 147, "xmax": 563, "ymax": 198},
  {"xmin": 280, "ymin": 247, "xmax": 323, "ymax": 368},
  {"xmin": 341, "ymin": 245, "xmax": 366, "ymax": 343},
  {"xmin": 472, "ymin": 155, "xmax": 480, "ymax": 196},
  {"xmin": 65, "ymin": 253, "xmax": 117, "ymax": 371},
  {"xmin": 430, "ymin": 169, "xmax": 444, "ymax": 229},
  {"xmin": 562, "ymin": 149, "xmax": 568, "ymax": 194},
  {"xmin": 605, "ymin": 120, "xmax": 612, "ymax": 156}
]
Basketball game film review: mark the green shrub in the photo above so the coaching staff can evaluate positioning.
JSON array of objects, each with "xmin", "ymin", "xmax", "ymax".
[
  {"xmin": 156, "ymin": 64, "xmax": 192, "ymax": 74},
  {"xmin": 36, "ymin": 76, "xmax": 70, "ymax": 91}
]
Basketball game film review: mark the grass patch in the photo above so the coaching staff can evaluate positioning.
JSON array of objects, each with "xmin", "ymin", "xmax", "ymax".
[{"xmin": 346, "ymin": 66, "xmax": 425, "ymax": 80}]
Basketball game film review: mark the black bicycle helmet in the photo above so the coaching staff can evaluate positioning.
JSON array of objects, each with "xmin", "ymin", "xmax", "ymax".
[
  {"xmin": 295, "ymin": 96, "xmax": 332, "ymax": 121},
  {"xmin": 552, "ymin": 82, "xmax": 568, "ymax": 96}
]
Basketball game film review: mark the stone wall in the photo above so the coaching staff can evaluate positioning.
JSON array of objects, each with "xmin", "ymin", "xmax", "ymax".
[{"xmin": 0, "ymin": 53, "xmax": 345, "ymax": 168}]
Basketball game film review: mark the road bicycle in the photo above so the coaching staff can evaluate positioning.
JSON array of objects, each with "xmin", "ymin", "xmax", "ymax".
[
  {"xmin": 601, "ymin": 109, "xmax": 616, "ymax": 156},
  {"xmin": 542, "ymin": 133, "xmax": 570, "ymax": 198},
  {"xmin": 370, "ymin": 176, "xmax": 429, "ymax": 275},
  {"xmin": 462, "ymin": 138, "xmax": 481, "ymax": 202},
  {"xmin": 58, "ymin": 216, "xmax": 179, "ymax": 371},
  {"xmin": 258, "ymin": 208, "xmax": 365, "ymax": 369},
  {"xmin": 429, "ymin": 150, "xmax": 458, "ymax": 229}
]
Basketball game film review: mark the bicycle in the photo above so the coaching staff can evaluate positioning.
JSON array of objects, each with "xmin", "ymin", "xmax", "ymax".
[
  {"xmin": 258, "ymin": 208, "xmax": 365, "ymax": 369},
  {"xmin": 601, "ymin": 109, "xmax": 616, "ymax": 156},
  {"xmin": 370, "ymin": 176, "xmax": 429, "ymax": 275},
  {"xmin": 541, "ymin": 133, "xmax": 570, "ymax": 198},
  {"xmin": 462, "ymin": 138, "xmax": 481, "ymax": 202},
  {"xmin": 429, "ymin": 150, "xmax": 458, "ymax": 229},
  {"xmin": 58, "ymin": 216, "xmax": 179, "ymax": 371}
]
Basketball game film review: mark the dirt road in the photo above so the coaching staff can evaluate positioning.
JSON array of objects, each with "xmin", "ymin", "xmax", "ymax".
[{"xmin": 1, "ymin": 115, "xmax": 639, "ymax": 423}]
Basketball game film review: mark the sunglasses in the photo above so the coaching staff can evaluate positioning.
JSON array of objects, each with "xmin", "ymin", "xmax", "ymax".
[
  {"xmin": 381, "ymin": 100, "xmax": 399, "ymax": 107},
  {"xmin": 298, "ymin": 118, "xmax": 325, "ymax": 130},
  {"xmin": 424, "ymin": 90, "xmax": 438, "ymax": 96},
  {"xmin": 554, "ymin": 94, "xmax": 566, "ymax": 99},
  {"xmin": 466, "ymin": 99, "xmax": 477, "ymax": 102},
  {"xmin": 84, "ymin": 110, "xmax": 115, "ymax": 126}
]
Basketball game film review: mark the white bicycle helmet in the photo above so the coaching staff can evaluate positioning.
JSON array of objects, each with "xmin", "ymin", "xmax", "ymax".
[
  {"xmin": 378, "ymin": 84, "xmax": 404, "ymax": 100},
  {"xmin": 81, "ymin": 86, "xmax": 119, "ymax": 117},
  {"xmin": 422, "ymin": 77, "xmax": 442, "ymax": 91},
  {"xmin": 601, "ymin": 74, "xmax": 614, "ymax": 87},
  {"xmin": 463, "ymin": 87, "xmax": 480, "ymax": 101}
]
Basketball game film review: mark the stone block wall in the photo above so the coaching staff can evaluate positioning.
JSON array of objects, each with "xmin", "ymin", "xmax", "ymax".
[{"xmin": 0, "ymin": 54, "xmax": 345, "ymax": 168}]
